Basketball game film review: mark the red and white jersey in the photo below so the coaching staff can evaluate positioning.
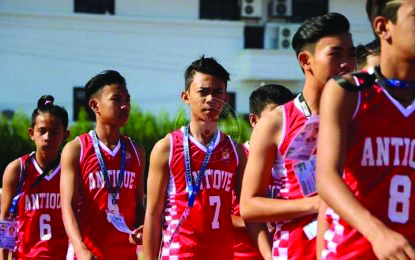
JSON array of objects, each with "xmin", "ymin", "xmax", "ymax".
[
  {"xmin": 72, "ymin": 132, "xmax": 141, "ymax": 260},
  {"xmin": 271, "ymin": 97, "xmax": 317, "ymax": 260},
  {"xmin": 161, "ymin": 127, "xmax": 238, "ymax": 260},
  {"xmin": 323, "ymin": 76, "xmax": 415, "ymax": 259},
  {"xmin": 230, "ymin": 142, "xmax": 264, "ymax": 260},
  {"xmin": 16, "ymin": 153, "xmax": 68, "ymax": 260}
]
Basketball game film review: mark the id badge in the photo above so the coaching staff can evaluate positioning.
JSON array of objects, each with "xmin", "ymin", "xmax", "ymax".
[
  {"xmin": 0, "ymin": 220, "xmax": 18, "ymax": 249},
  {"xmin": 106, "ymin": 211, "xmax": 132, "ymax": 234},
  {"xmin": 107, "ymin": 193, "xmax": 120, "ymax": 214},
  {"xmin": 292, "ymin": 156, "xmax": 317, "ymax": 197},
  {"xmin": 286, "ymin": 115, "xmax": 319, "ymax": 161},
  {"xmin": 303, "ymin": 219, "xmax": 317, "ymax": 240}
]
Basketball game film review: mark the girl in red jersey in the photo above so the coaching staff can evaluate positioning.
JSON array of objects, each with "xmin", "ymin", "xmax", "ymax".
[
  {"xmin": 143, "ymin": 57, "xmax": 263, "ymax": 260},
  {"xmin": 60, "ymin": 70, "xmax": 145, "ymax": 260},
  {"xmin": 0, "ymin": 95, "xmax": 70, "ymax": 260}
]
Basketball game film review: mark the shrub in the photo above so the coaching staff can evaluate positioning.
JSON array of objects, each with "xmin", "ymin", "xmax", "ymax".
[
  {"xmin": 0, "ymin": 105, "xmax": 251, "ymax": 188},
  {"xmin": 0, "ymin": 112, "xmax": 34, "ymax": 186}
]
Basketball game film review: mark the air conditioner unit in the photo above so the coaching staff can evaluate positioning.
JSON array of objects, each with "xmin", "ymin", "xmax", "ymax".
[
  {"xmin": 277, "ymin": 23, "xmax": 300, "ymax": 50},
  {"xmin": 264, "ymin": 22, "xmax": 280, "ymax": 49},
  {"xmin": 271, "ymin": 0, "xmax": 293, "ymax": 17},
  {"xmin": 241, "ymin": 0, "xmax": 262, "ymax": 18}
]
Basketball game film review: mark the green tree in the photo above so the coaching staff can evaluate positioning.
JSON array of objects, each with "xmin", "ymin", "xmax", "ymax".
[
  {"xmin": 0, "ymin": 112, "xmax": 34, "ymax": 186},
  {"xmin": 0, "ymin": 105, "xmax": 251, "ymax": 188}
]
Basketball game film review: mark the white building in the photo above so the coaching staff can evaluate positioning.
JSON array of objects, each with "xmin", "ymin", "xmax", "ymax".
[{"xmin": 0, "ymin": 0, "xmax": 374, "ymax": 121}]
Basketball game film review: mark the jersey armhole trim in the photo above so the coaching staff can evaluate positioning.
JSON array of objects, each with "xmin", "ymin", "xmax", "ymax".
[
  {"xmin": 19, "ymin": 157, "xmax": 23, "ymax": 183},
  {"xmin": 168, "ymin": 134, "xmax": 173, "ymax": 168},
  {"xmin": 228, "ymin": 135, "xmax": 239, "ymax": 167},
  {"xmin": 351, "ymin": 76, "xmax": 362, "ymax": 120},
  {"xmin": 128, "ymin": 137, "xmax": 141, "ymax": 167},
  {"xmin": 76, "ymin": 136, "xmax": 84, "ymax": 164},
  {"xmin": 278, "ymin": 106, "xmax": 286, "ymax": 151}
]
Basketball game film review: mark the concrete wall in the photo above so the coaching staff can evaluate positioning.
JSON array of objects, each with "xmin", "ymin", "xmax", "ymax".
[
  {"xmin": 0, "ymin": 0, "xmax": 374, "ymax": 118},
  {"xmin": 116, "ymin": 0, "xmax": 199, "ymax": 20},
  {"xmin": 0, "ymin": 11, "xmax": 245, "ymax": 119}
]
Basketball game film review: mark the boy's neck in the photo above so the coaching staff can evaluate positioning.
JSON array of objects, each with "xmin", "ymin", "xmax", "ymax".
[
  {"xmin": 94, "ymin": 122, "xmax": 121, "ymax": 148},
  {"xmin": 380, "ymin": 51, "xmax": 415, "ymax": 107},
  {"xmin": 301, "ymin": 77, "xmax": 323, "ymax": 115},
  {"xmin": 381, "ymin": 49, "xmax": 415, "ymax": 81},
  {"xmin": 188, "ymin": 119, "xmax": 218, "ymax": 147}
]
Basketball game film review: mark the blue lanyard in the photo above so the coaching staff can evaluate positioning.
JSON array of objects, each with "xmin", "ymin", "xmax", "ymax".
[
  {"xmin": 374, "ymin": 66, "xmax": 415, "ymax": 90},
  {"xmin": 91, "ymin": 130, "xmax": 126, "ymax": 204},
  {"xmin": 183, "ymin": 125, "xmax": 218, "ymax": 207},
  {"xmin": 10, "ymin": 194, "xmax": 24, "ymax": 218}
]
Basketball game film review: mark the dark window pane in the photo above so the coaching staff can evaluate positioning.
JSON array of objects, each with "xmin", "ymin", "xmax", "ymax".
[
  {"xmin": 291, "ymin": 0, "xmax": 328, "ymax": 23},
  {"xmin": 200, "ymin": 0, "xmax": 239, "ymax": 21},
  {"xmin": 73, "ymin": 87, "xmax": 95, "ymax": 121},
  {"xmin": 244, "ymin": 26, "xmax": 264, "ymax": 49},
  {"xmin": 74, "ymin": 0, "xmax": 115, "ymax": 15}
]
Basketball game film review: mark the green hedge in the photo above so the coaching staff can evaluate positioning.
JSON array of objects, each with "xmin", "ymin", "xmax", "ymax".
[
  {"xmin": 0, "ymin": 113, "xmax": 35, "ymax": 181},
  {"xmin": 0, "ymin": 106, "xmax": 251, "ymax": 187}
]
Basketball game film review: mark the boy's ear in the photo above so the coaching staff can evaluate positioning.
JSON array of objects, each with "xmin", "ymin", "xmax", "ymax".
[
  {"xmin": 181, "ymin": 90, "xmax": 190, "ymax": 104},
  {"xmin": 374, "ymin": 16, "xmax": 391, "ymax": 42},
  {"xmin": 248, "ymin": 113, "xmax": 258, "ymax": 128},
  {"xmin": 89, "ymin": 99, "xmax": 99, "ymax": 113},
  {"xmin": 298, "ymin": 51, "xmax": 312, "ymax": 72},
  {"xmin": 28, "ymin": 128, "xmax": 35, "ymax": 141}
]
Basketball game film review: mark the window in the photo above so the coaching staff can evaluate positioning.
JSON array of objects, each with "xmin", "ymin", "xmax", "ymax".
[
  {"xmin": 291, "ymin": 0, "xmax": 328, "ymax": 23},
  {"xmin": 200, "ymin": 0, "xmax": 239, "ymax": 21},
  {"xmin": 74, "ymin": 0, "xmax": 115, "ymax": 15},
  {"xmin": 244, "ymin": 26, "xmax": 264, "ymax": 49},
  {"xmin": 73, "ymin": 87, "xmax": 95, "ymax": 121}
]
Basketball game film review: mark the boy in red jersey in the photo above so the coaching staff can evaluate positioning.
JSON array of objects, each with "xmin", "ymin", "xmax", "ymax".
[
  {"xmin": 233, "ymin": 84, "xmax": 293, "ymax": 260},
  {"xmin": 317, "ymin": 1, "xmax": 415, "ymax": 259},
  {"xmin": 60, "ymin": 70, "xmax": 145, "ymax": 260},
  {"xmin": 1, "ymin": 95, "xmax": 70, "ymax": 260},
  {"xmin": 144, "ymin": 57, "xmax": 253, "ymax": 260},
  {"xmin": 356, "ymin": 39, "xmax": 380, "ymax": 71},
  {"xmin": 241, "ymin": 13, "xmax": 356, "ymax": 260}
]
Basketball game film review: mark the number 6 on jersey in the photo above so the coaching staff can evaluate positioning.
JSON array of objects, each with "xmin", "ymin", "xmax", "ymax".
[{"xmin": 39, "ymin": 214, "xmax": 52, "ymax": 241}]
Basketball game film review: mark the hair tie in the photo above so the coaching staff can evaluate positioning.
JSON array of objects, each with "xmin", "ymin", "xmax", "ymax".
[{"xmin": 45, "ymin": 100, "xmax": 53, "ymax": 106}]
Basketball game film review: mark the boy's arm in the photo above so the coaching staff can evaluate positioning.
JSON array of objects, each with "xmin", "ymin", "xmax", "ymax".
[
  {"xmin": 316, "ymin": 199, "xmax": 328, "ymax": 260},
  {"xmin": 0, "ymin": 159, "xmax": 20, "ymax": 260},
  {"xmin": 234, "ymin": 143, "xmax": 272, "ymax": 260},
  {"xmin": 60, "ymin": 139, "xmax": 95, "ymax": 260},
  {"xmin": 0, "ymin": 159, "xmax": 20, "ymax": 219},
  {"xmin": 241, "ymin": 108, "xmax": 319, "ymax": 223},
  {"xmin": 317, "ymin": 78, "xmax": 415, "ymax": 260},
  {"xmin": 130, "ymin": 142, "xmax": 146, "ymax": 245},
  {"xmin": 143, "ymin": 137, "xmax": 170, "ymax": 260}
]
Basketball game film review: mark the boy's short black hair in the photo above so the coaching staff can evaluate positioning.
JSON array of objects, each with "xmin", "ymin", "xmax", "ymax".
[
  {"xmin": 249, "ymin": 84, "xmax": 293, "ymax": 116},
  {"xmin": 356, "ymin": 39, "xmax": 380, "ymax": 69},
  {"xmin": 85, "ymin": 70, "xmax": 126, "ymax": 101},
  {"xmin": 366, "ymin": 0, "xmax": 401, "ymax": 38},
  {"xmin": 184, "ymin": 56, "xmax": 230, "ymax": 91},
  {"xmin": 292, "ymin": 13, "xmax": 351, "ymax": 57}
]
